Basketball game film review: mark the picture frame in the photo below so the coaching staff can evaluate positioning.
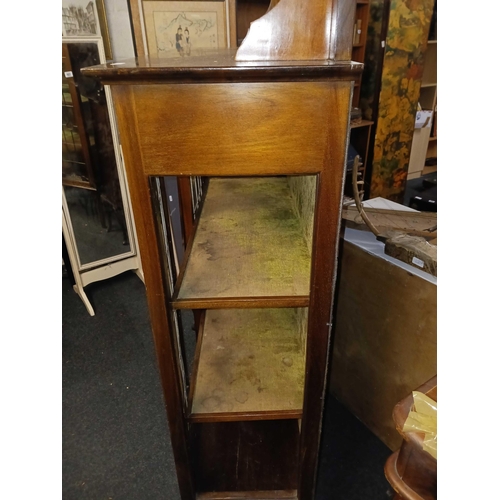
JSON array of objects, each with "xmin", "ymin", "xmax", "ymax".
[
  {"xmin": 61, "ymin": 0, "xmax": 113, "ymax": 60},
  {"xmin": 129, "ymin": 0, "xmax": 237, "ymax": 57}
]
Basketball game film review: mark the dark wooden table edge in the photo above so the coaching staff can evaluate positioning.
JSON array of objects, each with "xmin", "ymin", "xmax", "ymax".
[{"xmin": 82, "ymin": 64, "xmax": 363, "ymax": 84}]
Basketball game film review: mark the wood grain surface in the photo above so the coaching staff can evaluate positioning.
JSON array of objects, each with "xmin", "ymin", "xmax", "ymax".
[
  {"xmin": 130, "ymin": 82, "xmax": 351, "ymax": 177},
  {"xmin": 297, "ymin": 82, "xmax": 351, "ymax": 500},
  {"xmin": 190, "ymin": 420, "xmax": 300, "ymax": 492},
  {"xmin": 111, "ymin": 86, "xmax": 195, "ymax": 499},
  {"xmin": 104, "ymin": 67, "xmax": 353, "ymax": 500},
  {"xmin": 81, "ymin": 52, "xmax": 363, "ymax": 84},
  {"xmin": 342, "ymin": 206, "xmax": 437, "ymax": 232},
  {"xmin": 236, "ymin": 0, "xmax": 355, "ymax": 61},
  {"xmin": 128, "ymin": 0, "xmax": 146, "ymax": 56},
  {"xmin": 330, "ymin": 240, "xmax": 437, "ymax": 452}
]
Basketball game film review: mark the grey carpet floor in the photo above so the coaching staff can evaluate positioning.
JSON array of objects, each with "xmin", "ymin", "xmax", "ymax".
[{"xmin": 62, "ymin": 271, "xmax": 392, "ymax": 499}]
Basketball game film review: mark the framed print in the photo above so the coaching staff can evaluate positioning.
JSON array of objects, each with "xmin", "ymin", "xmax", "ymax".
[
  {"xmin": 62, "ymin": 0, "xmax": 112, "ymax": 59},
  {"xmin": 62, "ymin": 1, "xmax": 102, "ymax": 36},
  {"xmin": 130, "ymin": 0, "xmax": 237, "ymax": 57}
]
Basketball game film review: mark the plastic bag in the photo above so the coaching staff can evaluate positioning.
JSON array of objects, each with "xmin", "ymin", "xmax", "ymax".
[{"xmin": 402, "ymin": 391, "xmax": 437, "ymax": 459}]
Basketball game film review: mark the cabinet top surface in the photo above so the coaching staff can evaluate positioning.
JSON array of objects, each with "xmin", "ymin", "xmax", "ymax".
[{"xmin": 82, "ymin": 49, "xmax": 363, "ymax": 84}]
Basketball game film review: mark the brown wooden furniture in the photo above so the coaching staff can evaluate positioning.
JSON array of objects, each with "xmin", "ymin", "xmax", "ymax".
[
  {"xmin": 385, "ymin": 377, "xmax": 437, "ymax": 500},
  {"xmin": 330, "ymin": 235, "xmax": 437, "ymax": 452},
  {"xmin": 351, "ymin": 0, "xmax": 370, "ymax": 108},
  {"xmin": 83, "ymin": 1, "xmax": 361, "ymax": 498}
]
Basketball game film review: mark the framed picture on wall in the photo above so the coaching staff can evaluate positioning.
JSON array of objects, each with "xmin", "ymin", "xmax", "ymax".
[
  {"xmin": 62, "ymin": 1, "xmax": 102, "ymax": 36},
  {"xmin": 62, "ymin": 0, "xmax": 112, "ymax": 59},
  {"xmin": 129, "ymin": 0, "xmax": 237, "ymax": 57}
]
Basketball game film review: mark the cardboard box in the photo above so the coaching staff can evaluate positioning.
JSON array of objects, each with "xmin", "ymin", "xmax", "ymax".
[{"xmin": 415, "ymin": 110, "xmax": 433, "ymax": 129}]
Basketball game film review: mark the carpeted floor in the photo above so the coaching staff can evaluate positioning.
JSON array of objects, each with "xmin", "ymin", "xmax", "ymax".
[{"xmin": 62, "ymin": 271, "xmax": 393, "ymax": 499}]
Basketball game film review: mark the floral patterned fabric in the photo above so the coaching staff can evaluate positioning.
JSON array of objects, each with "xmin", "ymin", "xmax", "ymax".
[{"xmin": 369, "ymin": 0, "xmax": 434, "ymax": 202}]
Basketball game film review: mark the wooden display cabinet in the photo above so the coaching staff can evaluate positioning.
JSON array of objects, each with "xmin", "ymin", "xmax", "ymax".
[{"xmin": 83, "ymin": 1, "xmax": 361, "ymax": 498}]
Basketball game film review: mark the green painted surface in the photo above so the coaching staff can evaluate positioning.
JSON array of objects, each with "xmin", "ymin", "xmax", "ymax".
[
  {"xmin": 296, "ymin": 307, "xmax": 309, "ymax": 355},
  {"xmin": 288, "ymin": 175, "xmax": 317, "ymax": 254},
  {"xmin": 286, "ymin": 176, "xmax": 315, "ymax": 353},
  {"xmin": 178, "ymin": 177, "xmax": 311, "ymax": 300},
  {"xmin": 192, "ymin": 308, "xmax": 306, "ymax": 416}
]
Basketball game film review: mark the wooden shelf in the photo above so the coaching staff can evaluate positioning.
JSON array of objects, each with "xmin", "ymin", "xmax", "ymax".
[
  {"xmin": 62, "ymin": 178, "xmax": 96, "ymax": 191},
  {"xmin": 421, "ymin": 42, "xmax": 437, "ymax": 88},
  {"xmin": 350, "ymin": 119, "xmax": 374, "ymax": 129},
  {"xmin": 188, "ymin": 308, "xmax": 306, "ymax": 422},
  {"xmin": 173, "ymin": 177, "xmax": 311, "ymax": 309},
  {"xmin": 422, "ymin": 165, "xmax": 437, "ymax": 176}
]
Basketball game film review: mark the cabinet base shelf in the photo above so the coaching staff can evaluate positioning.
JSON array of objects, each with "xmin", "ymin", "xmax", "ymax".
[{"xmin": 190, "ymin": 420, "xmax": 300, "ymax": 493}]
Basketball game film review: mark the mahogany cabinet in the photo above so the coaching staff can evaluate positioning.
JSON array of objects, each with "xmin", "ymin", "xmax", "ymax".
[{"xmin": 83, "ymin": 1, "xmax": 361, "ymax": 498}]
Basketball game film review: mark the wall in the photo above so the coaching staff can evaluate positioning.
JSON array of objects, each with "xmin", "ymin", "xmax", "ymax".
[{"xmin": 104, "ymin": 0, "xmax": 135, "ymax": 59}]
